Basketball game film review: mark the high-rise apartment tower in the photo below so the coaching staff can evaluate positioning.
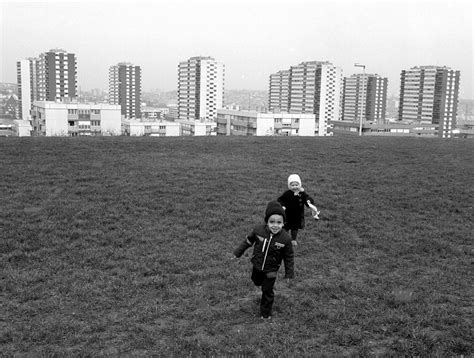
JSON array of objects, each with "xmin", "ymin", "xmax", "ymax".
[
  {"xmin": 17, "ymin": 59, "xmax": 35, "ymax": 120},
  {"xmin": 268, "ymin": 70, "xmax": 290, "ymax": 113},
  {"xmin": 398, "ymin": 66, "xmax": 460, "ymax": 138},
  {"xmin": 16, "ymin": 49, "xmax": 77, "ymax": 119},
  {"xmin": 269, "ymin": 61, "xmax": 342, "ymax": 130},
  {"xmin": 342, "ymin": 73, "xmax": 388, "ymax": 124},
  {"xmin": 177, "ymin": 56, "xmax": 224, "ymax": 121},
  {"xmin": 108, "ymin": 63, "xmax": 142, "ymax": 119}
]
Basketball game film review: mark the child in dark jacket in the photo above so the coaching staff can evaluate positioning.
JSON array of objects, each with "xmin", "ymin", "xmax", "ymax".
[
  {"xmin": 233, "ymin": 201, "xmax": 294, "ymax": 319},
  {"xmin": 278, "ymin": 174, "xmax": 320, "ymax": 246}
]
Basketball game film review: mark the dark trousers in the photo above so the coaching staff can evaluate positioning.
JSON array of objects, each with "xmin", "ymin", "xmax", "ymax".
[
  {"xmin": 251, "ymin": 267, "xmax": 277, "ymax": 318},
  {"xmin": 286, "ymin": 228, "xmax": 298, "ymax": 241}
]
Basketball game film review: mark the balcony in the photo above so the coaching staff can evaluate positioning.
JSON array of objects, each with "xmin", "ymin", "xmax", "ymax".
[{"xmin": 230, "ymin": 118, "xmax": 250, "ymax": 127}]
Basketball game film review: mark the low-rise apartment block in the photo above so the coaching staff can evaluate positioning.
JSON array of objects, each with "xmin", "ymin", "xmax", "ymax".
[
  {"xmin": 216, "ymin": 109, "xmax": 331, "ymax": 136},
  {"xmin": 330, "ymin": 120, "xmax": 437, "ymax": 136},
  {"xmin": 453, "ymin": 119, "xmax": 474, "ymax": 138},
  {"xmin": 30, "ymin": 101, "xmax": 121, "ymax": 136},
  {"xmin": 123, "ymin": 119, "xmax": 180, "ymax": 136},
  {"xmin": 13, "ymin": 120, "xmax": 32, "ymax": 136},
  {"xmin": 176, "ymin": 119, "xmax": 216, "ymax": 136},
  {"xmin": 141, "ymin": 107, "xmax": 170, "ymax": 120}
]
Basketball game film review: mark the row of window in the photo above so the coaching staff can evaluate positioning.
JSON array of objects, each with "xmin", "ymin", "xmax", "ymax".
[
  {"xmin": 68, "ymin": 109, "xmax": 101, "ymax": 114},
  {"xmin": 68, "ymin": 120, "xmax": 101, "ymax": 126}
]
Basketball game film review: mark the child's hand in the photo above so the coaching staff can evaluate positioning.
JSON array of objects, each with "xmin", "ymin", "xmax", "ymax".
[
  {"xmin": 291, "ymin": 240, "xmax": 298, "ymax": 247},
  {"xmin": 312, "ymin": 210, "xmax": 320, "ymax": 220},
  {"xmin": 307, "ymin": 202, "xmax": 320, "ymax": 219}
]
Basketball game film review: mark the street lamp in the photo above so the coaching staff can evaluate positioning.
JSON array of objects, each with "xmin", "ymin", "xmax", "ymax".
[{"xmin": 354, "ymin": 63, "xmax": 366, "ymax": 136}]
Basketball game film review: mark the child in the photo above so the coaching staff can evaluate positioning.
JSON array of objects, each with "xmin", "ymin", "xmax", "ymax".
[
  {"xmin": 232, "ymin": 201, "xmax": 294, "ymax": 319},
  {"xmin": 277, "ymin": 174, "xmax": 320, "ymax": 246}
]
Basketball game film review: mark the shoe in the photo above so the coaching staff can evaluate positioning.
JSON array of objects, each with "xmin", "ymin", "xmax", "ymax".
[{"xmin": 261, "ymin": 315, "xmax": 272, "ymax": 319}]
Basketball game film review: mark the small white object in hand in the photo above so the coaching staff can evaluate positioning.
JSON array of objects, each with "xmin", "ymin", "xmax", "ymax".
[{"xmin": 307, "ymin": 201, "xmax": 320, "ymax": 220}]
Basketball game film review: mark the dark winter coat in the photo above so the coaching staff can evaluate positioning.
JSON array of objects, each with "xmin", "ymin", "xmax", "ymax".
[
  {"xmin": 233, "ymin": 224, "xmax": 294, "ymax": 278},
  {"xmin": 277, "ymin": 189, "xmax": 315, "ymax": 230}
]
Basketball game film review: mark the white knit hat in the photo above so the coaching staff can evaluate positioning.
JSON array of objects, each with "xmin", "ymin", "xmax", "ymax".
[{"xmin": 287, "ymin": 174, "xmax": 302, "ymax": 188}]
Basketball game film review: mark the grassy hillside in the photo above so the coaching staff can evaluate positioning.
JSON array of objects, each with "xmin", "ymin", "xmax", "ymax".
[{"xmin": 1, "ymin": 136, "xmax": 473, "ymax": 356}]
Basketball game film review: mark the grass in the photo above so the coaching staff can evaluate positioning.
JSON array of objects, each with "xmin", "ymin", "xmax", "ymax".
[{"xmin": 1, "ymin": 136, "xmax": 473, "ymax": 356}]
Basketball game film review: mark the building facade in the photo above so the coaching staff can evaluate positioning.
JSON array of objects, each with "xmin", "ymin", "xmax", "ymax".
[
  {"xmin": 123, "ymin": 119, "xmax": 180, "ymax": 136},
  {"xmin": 109, "ymin": 63, "xmax": 141, "ymax": 119},
  {"xmin": 268, "ymin": 70, "xmax": 290, "ymax": 113},
  {"xmin": 398, "ymin": 66, "xmax": 460, "ymax": 138},
  {"xmin": 454, "ymin": 119, "xmax": 474, "ymax": 138},
  {"xmin": 141, "ymin": 107, "xmax": 169, "ymax": 120},
  {"xmin": 177, "ymin": 56, "xmax": 224, "ymax": 121},
  {"xmin": 17, "ymin": 59, "xmax": 34, "ymax": 120},
  {"xmin": 216, "ymin": 109, "xmax": 331, "ymax": 136},
  {"xmin": 330, "ymin": 120, "xmax": 438, "ymax": 136},
  {"xmin": 38, "ymin": 49, "xmax": 77, "ymax": 102},
  {"xmin": 268, "ymin": 61, "xmax": 342, "ymax": 130},
  {"xmin": 13, "ymin": 120, "xmax": 32, "ymax": 136},
  {"xmin": 342, "ymin": 73, "xmax": 388, "ymax": 124},
  {"xmin": 4, "ymin": 95, "xmax": 18, "ymax": 119},
  {"xmin": 30, "ymin": 101, "xmax": 121, "ymax": 136},
  {"xmin": 176, "ymin": 119, "xmax": 217, "ymax": 136},
  {"xmin": 17, "ymin": 49, "xmax": 76, "ymax": 120}
]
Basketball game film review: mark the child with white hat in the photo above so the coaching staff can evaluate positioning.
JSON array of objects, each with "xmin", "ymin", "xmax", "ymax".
[{"xmin": 277, "ymin": 174, "xmax": 320, "ymax": 246}]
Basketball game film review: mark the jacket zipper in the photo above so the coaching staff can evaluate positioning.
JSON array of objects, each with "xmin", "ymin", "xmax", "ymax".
[{"xmin": 261, "ymin": 234, "xmax": 272, "ymax": 270}]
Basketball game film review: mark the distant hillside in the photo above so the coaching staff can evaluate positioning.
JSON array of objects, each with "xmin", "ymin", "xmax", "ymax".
[
  {"xmin": 142, "ymin": 89, "xmax": 268, "ymax": 111},
  {"xmin": 0, "ymin": 82, "xmax": 17, "ymax": 96},
  {"xmin": 224, "ymin": 89, "xmax": 268, "ymax": 111}
]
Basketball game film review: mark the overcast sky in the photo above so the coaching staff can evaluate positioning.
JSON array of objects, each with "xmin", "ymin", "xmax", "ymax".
[{"xmin": 1, "ymin": 0, "xmax": 473, "ymax": 98}]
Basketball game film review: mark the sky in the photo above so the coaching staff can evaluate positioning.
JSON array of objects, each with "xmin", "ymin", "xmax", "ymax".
[{"xmin": 1, "ymin": 0, "xmax": 473, "ymax": 99}]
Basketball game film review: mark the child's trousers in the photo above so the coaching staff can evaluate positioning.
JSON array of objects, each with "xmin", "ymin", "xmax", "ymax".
[{"xmin": 251, "ymin": 267, "xmax": 277, "ymax": 318}]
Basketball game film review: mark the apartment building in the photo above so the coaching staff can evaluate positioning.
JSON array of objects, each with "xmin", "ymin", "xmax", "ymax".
[
  {"xmin": 141, "ymin": 107, "xmax": 170, "ymax": 120},
  {"xmin": 17, "ymin": 59, "xmax": 34, "ymax": 120},
  {"xmin": 454, "ymin": 119, "xmax": 474, "ymax": 138},
  {"xmin": 109, "ymin": 63, "xmax": 141, "ymax": 119},
  {"xmin": 13, "ymin": 120, "xmax": 32, "ymax": 136},
  {"xmin": 30, "ymin": 101, "xmax": 121, "ymax": 136},
  {"xmin": 17, "ymin": 49, "xmax": 77, "ymax": 119},
  {"xmin": 268, "ymin": 70, "xmax": 290, "ymax": 113},
  {"xmin": 342, "ymin": 73, "xmax": 388, "ymax": 124},
  {"xmin": 216, "ymin": 109, "xmax": 331, "ymax": 136},
  {"xmin": 330, "ymin": 120, "xmax": 437, "ymax": 137},
  {"xmin": 177, "ymin": 56, "xmax": 224, "ymax": 121},
  {"xmin": 398, "ymin": 66, "xmax": 460, "ymax": 138},
  {"xmin": 268, "ymin": 61, "xmax": 342, "ymax": 131},
  {"xmin": 123, "ymin": 119, "xmax": 180, "ymax": 136},
  {"xmin": 177, "ymin": 119, "xmax": 216, "ymax": 136}
]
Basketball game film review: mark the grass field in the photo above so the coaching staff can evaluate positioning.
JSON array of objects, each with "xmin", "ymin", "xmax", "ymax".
[{"xmin": 1, "ymin": 136, "xmax": 473, "ymax": 356}]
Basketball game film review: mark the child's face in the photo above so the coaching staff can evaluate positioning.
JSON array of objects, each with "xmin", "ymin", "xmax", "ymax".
[
  {"xmin": 267, "ymin": 214, "xmax": 284, "ymax": 234},
  {"xmin": 289, "ymin": 181, "xmax": 301, "ymax": 192}
]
